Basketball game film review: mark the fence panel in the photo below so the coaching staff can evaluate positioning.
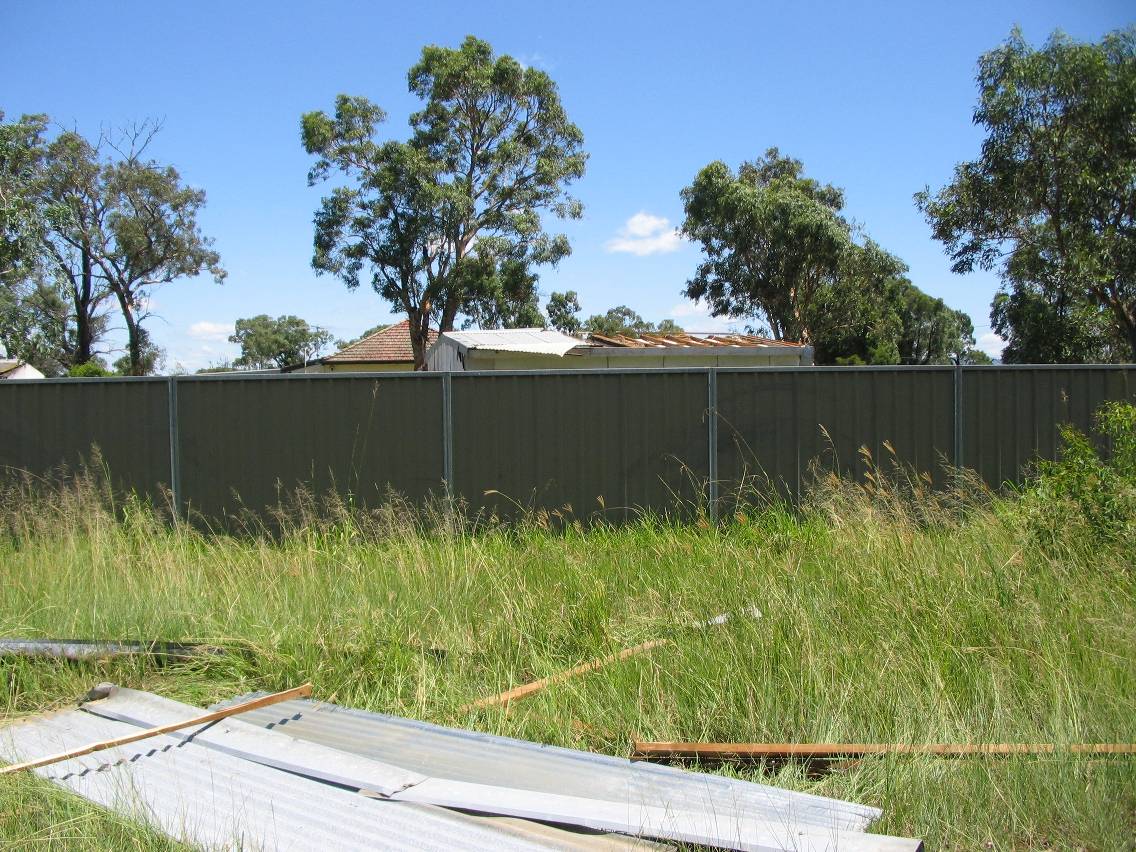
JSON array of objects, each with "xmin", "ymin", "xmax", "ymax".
[
  {"xmin": 451, "ymin": 371, "xmax": 709, "ymax": 520},
  {"xmin": 175, "ymin": 374, "xmax": 444, "ymax": 520},
  {"xmin": 0, "ymin": 378, "xmax": 170, "ymax": 499},
  {"xmin": 4, "ymin": 366, "xmax": 1136, "ymax": 523},
  {"xmin": 961, "ymin": 366, "xmax": 1136, "ymax": 486},
  {"xmin": 715, "ymin": 368, "xmax": 957, "ymax": 503}
]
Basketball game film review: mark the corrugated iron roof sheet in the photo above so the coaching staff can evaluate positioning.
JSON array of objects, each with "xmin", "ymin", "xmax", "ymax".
[
  {"xmin": 224, "ymin": 695, "xmax": 883, "ymax": 834},
  {"xmin": 439, "ymin": 328, "xmax": 583, "ymax": 357},
  {"xmin": 0, "ymin": 708, "xmax": 570, "ymax": 852},
  {"xmin": 325, "ymin": 320, "xmax": 438, "ymax": 364}
]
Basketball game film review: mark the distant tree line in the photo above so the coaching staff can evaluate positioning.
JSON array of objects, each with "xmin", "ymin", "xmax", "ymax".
[{"xmin": 4, "ymin": 27, "xmax": 1130, "ymax": 374}]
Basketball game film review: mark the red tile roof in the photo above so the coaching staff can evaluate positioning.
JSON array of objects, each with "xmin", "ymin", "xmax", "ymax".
[{"xmin": 324, "ymin": 320, "xmax": 438, "ymax": 363}]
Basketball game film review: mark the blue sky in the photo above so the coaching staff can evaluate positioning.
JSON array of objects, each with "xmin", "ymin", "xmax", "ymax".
[{"xmin": 3, "ymin": 0, "xmax": 1132, "ymax": 370}]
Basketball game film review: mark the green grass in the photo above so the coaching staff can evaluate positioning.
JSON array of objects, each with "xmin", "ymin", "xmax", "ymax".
[{"xmin": 0, "ymin": 473, "xmax": 1133, "ymax": 850}]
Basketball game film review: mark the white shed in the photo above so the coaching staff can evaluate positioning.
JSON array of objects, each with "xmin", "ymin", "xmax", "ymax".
[
  {"xmin": 0, "ymin": 360, "xmax": 45, "ymax": 380},
  {"xmin": 425, "ymin": 329, "xmax": 812, "ymax": 371}
]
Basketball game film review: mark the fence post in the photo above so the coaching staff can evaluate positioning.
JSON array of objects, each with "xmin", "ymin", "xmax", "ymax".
[
  {"xmin": 441, "ymin": 372, "xmax": 454, "ymax": 495},
  {"xmin": 167, "ymin": 376, "xmax": 182, "ymax": 519},
  {"xmin": 707, "ymin": 368, "xmax": 718, "ymax": 522},
  {"xmin": 953, "ymin": 362, "xmax": 963, "ymax": 470}
]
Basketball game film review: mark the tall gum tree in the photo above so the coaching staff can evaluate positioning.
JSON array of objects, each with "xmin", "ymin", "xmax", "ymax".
[
  {"xmin": 917, "ymin": 27, "xmax": 1136, "ymax": 363},
  {"xmin": 302, "ymin": 36, "xmax": 587, "ymax": 368}
]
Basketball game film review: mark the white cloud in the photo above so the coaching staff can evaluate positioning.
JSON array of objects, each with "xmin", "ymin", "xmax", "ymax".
[
  {"xmin": 516, "ymin": 52, "xmax": 553, "ymax": 71},
  {"xmin": 605, "ymin": 212, "xmax": 686, "ymax": 256},
  {"xmin": 667, "ymin": 300, "xmax": 745, "ymax": 333},
  {"xmin": 187, "ymin": 320, "xmax": 233, "ymax": 342},
  {"xmin": 977, "ymin": 331, "xmax": 1005, "ymax": 359}
]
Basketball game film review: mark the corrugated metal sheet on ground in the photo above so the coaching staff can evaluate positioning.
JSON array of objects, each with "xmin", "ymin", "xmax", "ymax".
[
  {"xmin": 0, "ymin": 709, "xmax": 614, "ymax": 852},
  {"xmin": 223, "ymin": 694, "xmax": 882, "ymax": 834},
  {"xmin": 90, "ymin": 688, "xmax": 917, "ymax": 851}
]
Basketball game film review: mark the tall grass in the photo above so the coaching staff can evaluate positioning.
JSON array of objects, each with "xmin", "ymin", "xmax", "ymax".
[{"xmin": 0, "ymin": 450, "xmax": 1133, "ymax": 850}]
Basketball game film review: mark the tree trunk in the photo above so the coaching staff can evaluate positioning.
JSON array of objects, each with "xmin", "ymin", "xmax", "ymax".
[
  {"xmin": 408, "ymin": 307, "xmax": 430, "ymax": 370},
  {"xmin": 75, "ymin": 250, "xmax": 94, "ymax": 364},
  {"xmin": 113, "ymin": 289, "xmax": 142, "ymax": 375}
]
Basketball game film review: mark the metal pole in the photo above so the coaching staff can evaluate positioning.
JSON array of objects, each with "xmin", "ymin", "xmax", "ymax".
[
  {"xmin": 707, "ymin": 369, "xmax": 719, "ymax": 522},
  {"xmin": 953, "ymin": 361, "xmax": 963, "ymax": 470},
  {"xmin": 441, "ymin": 372, "xmax": 454, "ymax": 495},
  {"xmin": 167, "ymin": 376, "xmax": 182, "ymax": 519}
]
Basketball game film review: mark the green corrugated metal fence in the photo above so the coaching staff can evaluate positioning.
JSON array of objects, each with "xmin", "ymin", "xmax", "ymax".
[{"xmin": 1, "ymin": 366, "xmax": 1133, "ymax": 522}]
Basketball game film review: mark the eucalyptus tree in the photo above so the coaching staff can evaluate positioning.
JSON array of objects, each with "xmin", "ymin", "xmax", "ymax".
[
  {"xmin": 302, "ymin": 36, "xmax": 587, "ymax": 368},
  {"xmin": 680, "ymin": 148, "xmax": 858, "ymax": 345},
  {"xmin": 21, "ymin": 122, "xmax": 223, "ymax": 374},
  {"xmin": 546, "ymin": 290, "xmax": 581, "ymax": 334},
  {"xmin": 230, "ymin": 314, "xmax": 334, "ymax": 369},
  {"xmin": 0, "ymin": 112, "xmax": 49, "ymax": 282},
  {"xmin": 917, "ymin": 27, "xmax": 1136, "ymax": 362},
  {"xmin": 96, "ymin": 151, "xmax": 224, "ymax": 374}
]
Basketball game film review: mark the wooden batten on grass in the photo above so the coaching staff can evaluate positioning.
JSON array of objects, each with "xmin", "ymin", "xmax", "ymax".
[
  {"xmin": 461, "ymin": 639, "xmax": 669, "ymax": 711},
  {"xmin": 630, "ymin": 741, "xmax": 1136, "ymax": 762},
  {"xmin": 461, "ymin": 607, "xmax": 761, "ymax": 712},
  {"xmin": 0, "ymin": 683, "xmax": 313, "ymax": 775}
]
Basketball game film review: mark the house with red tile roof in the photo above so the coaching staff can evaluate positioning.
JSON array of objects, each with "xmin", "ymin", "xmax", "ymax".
[{"xmin": 286, "ymin": 320, "xmax": 437, "ymax": 373}]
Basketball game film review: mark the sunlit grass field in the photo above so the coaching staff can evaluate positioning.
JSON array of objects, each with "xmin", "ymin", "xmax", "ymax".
[{"xmin": 0, "ymin": 465, "xmax": 1133, "ymax": 850}]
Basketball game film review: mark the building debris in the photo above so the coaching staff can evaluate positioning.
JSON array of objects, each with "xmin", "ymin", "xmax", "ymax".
[
  {"xmin": 0, "ymin": 684, "xmax": 924, "ymax": 850},
  {"xmin": 0, "ymin": 639, "xmax": 225, "ymax": 662},
  {"xmin": 0, "ymin": 683, "xmax": 311, "ymax": 775},
  {"xmin": 462, "ymin": 607, "xmax": 761, "ymax": 711},
  {"xmin": 631, "ymin": 741, "xmax": 1136, "ymax": 761}
]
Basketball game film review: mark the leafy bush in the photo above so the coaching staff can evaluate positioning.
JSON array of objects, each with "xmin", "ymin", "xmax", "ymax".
[
  {"xmin": 1027, "ymin": 400, "xmax": 1136, "ymax": 550},
  {"xmin": 67, "ymin": 360, "xmax": 112, "ymax": 378}
]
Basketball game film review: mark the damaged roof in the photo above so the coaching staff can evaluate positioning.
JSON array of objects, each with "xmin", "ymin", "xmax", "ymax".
[{"xmin": 583, "ymin": 332, "xmax": 808, "ymax": 349}]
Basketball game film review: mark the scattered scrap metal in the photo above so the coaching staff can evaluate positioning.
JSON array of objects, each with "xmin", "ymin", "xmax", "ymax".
[
  {"xmin": 0, "ymin": 639, "xmax": 225, "ymax": 662},
  {"xmin": 0, "ymin": 683, "xmax": 923, "ymax": 851}
]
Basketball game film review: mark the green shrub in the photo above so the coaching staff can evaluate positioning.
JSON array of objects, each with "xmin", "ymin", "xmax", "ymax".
[
  {"xmin": 67, "ymin": 360, "xmax": 113, "ymax": 378},
  {"xmin": 1027, "ymin": 400, "xmax": 1136, "ymax": 551}
]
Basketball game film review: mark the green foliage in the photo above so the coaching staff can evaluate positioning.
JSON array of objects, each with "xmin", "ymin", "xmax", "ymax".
[
  {"xmin": 585, "ymin": 305, "xmax": 653, "ymax": 336},
  {"xmin": 460, "ymin": 258, "xmax": 545, "ymax": 329},
  {"xmin": 917, "ymin": 27, "xmax": 1136, "ymax": 362},
  {"xmin": 1028, "ymin": 401, "xmax": 1136, "ymax": 550},
  {"xmin": 112, "ymin": 327, "xmax": 165, "ymax": 375},
  {"xmin": 991, "ymin": 287, "xmax": 1124, "ymax": 364},
  {"xmin": 67, "ymin": 360, "xmax": 112, "ymax": 378},
  {"xmin": 302, "ymin": 36, "xmax": 587, "ymax": 367},
  {"xmin": 583, "ymin": 305, "xmax": 684, "ymax": 337},
  {"xmin": 0, "ymin": 275, "xmax": 75, "ymax": 375},
  {"xmin": 682, "ymin": 149, "xmax": 975, "ymax": 364},
  {"xmin": 546, "ymin": 290, "xmax": 581, "ymax": 334},
  {"xmin": 0, "ymin": 112, "xmax": 51, "ymax": 282},
  {"xmin": 229, "ymin": 314, "xmax": 334, "ymax": 369},
  {"xmin": 5, "ymin": 119, "xmax": 224, "ymax": 374}
]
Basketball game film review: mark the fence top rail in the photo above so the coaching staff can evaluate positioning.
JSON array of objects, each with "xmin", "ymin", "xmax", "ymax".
[{"xmin": 2, "ymin": 363, "xmax": 1133, "ymax": 387}]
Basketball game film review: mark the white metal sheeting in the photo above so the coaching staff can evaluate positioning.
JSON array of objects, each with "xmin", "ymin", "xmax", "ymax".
[
  {"xmin": 439, "ymin": 328, "xmax": 583, "ymax": 357},
  {"xmin": 0, "ymin": 709, "xmax": 571, "ymax": 852},
  {"xmin": 89, "ymin": 687, "xmax": 921, "ymax": 851},
  {"xmin": 227, "ymin": 695, "xmax": 883, "ymax": 834}
]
